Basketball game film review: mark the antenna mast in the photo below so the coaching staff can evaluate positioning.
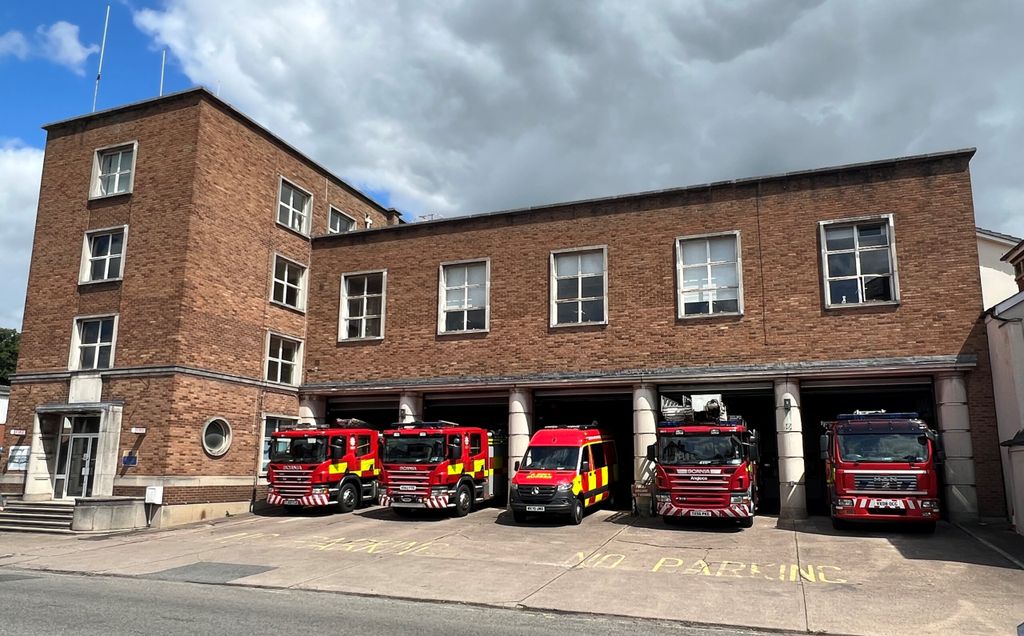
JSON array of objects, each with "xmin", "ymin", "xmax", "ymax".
[
  {"xmin": 92, "ymin": 4, "xmax": 111, "ymax": 112},
  {"xmin": 159, "ymin": 49, "xmax": 166, "ymax": 96}
]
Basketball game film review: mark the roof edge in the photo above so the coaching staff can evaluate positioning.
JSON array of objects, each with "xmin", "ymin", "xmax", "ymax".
[
  {"xmin": 41, "ymin": 86, "xmax": 390, "ymax": 216},
  {"xmin": 977, "ymin": 226, "xmax": 1023, "ymax": 245},
  {"xmin": 314, "ymin": 147, "xmax": 977, "ymax": 244}
]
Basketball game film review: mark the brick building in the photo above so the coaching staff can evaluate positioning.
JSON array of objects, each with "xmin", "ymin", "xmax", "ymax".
[{"xmin": 0, "ymin": 87, "xmax": 1005, "ymax": 526}]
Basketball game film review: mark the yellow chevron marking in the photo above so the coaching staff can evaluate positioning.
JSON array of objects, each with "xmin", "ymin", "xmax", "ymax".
[
  {"xmin": 447, "ymin": 463, "xmax": 464, "ymax": 476},
  {"xmin": 572, "ymin": 475, "xmax": 583, "ymax": 496},
  {"xmin": 328, "ymin": 462, "xmax": 348, "ymax": 475},
  {"xmin": 360, "ymin": 458, "xmax": 376, "ymax": 473}
]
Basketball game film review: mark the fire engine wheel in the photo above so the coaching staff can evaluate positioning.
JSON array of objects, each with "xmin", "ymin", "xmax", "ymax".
[
  {"xmin": 337, "ymin": 482, "xmax": 358, "ymax": 514},
  {"xmin": 453, "ymin": 484, "xmax": 473, "ymax": 517},
  {"xmin": 738, "ymin": 515, "xmax": 754, "ymax": 529},
  {"xmin": 569, "ymin": 498, "xmax": 584, "ymax": 525},
  {"xmin": 831, "ymin": 517, "xmax": 850, "ymax": 531}
]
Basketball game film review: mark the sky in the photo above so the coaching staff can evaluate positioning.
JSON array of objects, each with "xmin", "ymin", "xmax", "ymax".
[{"xmin": 1, "ymin": 0, "xmax": 1023, "ymax": 329}]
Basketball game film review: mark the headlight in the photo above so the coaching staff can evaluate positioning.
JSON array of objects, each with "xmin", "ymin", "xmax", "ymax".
[
  {"xmin": 837, "ymin": 498, "xmax": 854, "ymax": 507},
  {"xmin": 656, "ymin": 494, "xmax": 670, "ymax": 502},
  {"xmin": 431, "ymin": 487, "xmax": 448, "ymax": 495},
  {"xmin": 921, "ymin": 499, "xmax": 939, "ymax": 509},
  {"xmin": 730, "ymin": 494, "xmax": 748, "ymax": 504},
  {"xmin": 312, "ymin": 486, "xmax": 328, "ymax": 494},
  {"xmin": 556, "ymin": 483, "xmax": 573, "ymax": 492}
]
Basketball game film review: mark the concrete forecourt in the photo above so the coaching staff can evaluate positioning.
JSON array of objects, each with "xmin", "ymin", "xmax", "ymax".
[{"xmin": 1, "ymin": 507, "xmax": 1021, "ymax": 635}]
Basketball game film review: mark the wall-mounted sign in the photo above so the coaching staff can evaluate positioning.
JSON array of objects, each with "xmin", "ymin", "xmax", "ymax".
[
  {"xmin": 121, "ymin": 453, "xmax": 138, "ymax": 467},
  {"xmin": 130, "ymin": 427, "xmax": 147, "ymax": 434},
  {"xmin": 9, "ymin": 429, "xmax": 27, "ymax": 436},
  {"xmin": 7, "ymin": 445, "xmax": 29, "ymax": 471}
]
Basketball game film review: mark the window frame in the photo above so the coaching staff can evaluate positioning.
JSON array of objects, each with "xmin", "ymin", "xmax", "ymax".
[
  {"xmin": 549, "ymin": 245, "xmax": 609, "ymax": 328},
  {"xmin": 338, "ymin": 269, "xmax": 388, "ymax": 341},
  {"xmin": 275, "ymin": 177, "xmax": 313, "ymax": 236},
  {"xmin": 78, "ymin": 225, "xmax": 129, "ymax": 285},
  {"xmin": 328, "ymin": 206, "xmax": 358, "ymax": 234},
  {"xmin": 264, "ymin": 331, "xmax": 304, "ymax": 386},
  {"xmin": 89, "ymin": 141, "xmax": 139, "ymax": 200},
  {"xmin": 202, "ymin": 417, "xmax": 233, "ymax": 458},
  {"xmin": 269, "ymin": 253, "xmax": 308, "ymax": 312},
  {"xmin": 819, "ymin": 213, "xmax": 900, "ymax": 309},
  {"xmin": 437, "ymin": 258, "xmax": 491, "ymax": 335},
  {"xmin": 261, "ymin": 414, "xmax": 298, "ymax": 474},
  {"xmin": 68, "ymin": 313, "xmax": 119, "ymax": 371},
  {"xmin": 675, "ymin": 230, "xmax": 744, "ymax": 319}
]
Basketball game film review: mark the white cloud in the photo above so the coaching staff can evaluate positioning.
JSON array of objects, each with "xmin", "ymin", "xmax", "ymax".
[
  {"xmin": 0, "ymin": 30, "xmax": 29, "ymax": 60},
  {"xmin": 35, "ymin": 21, "xmax": 99, "ymax": 75},
  {"xmin": 132, "ymin": 0, "xmax": 1024, "ymax": 237},
  {"xmin": 0, "ymin": 142, "xmax": 44, "ymax": 329}
]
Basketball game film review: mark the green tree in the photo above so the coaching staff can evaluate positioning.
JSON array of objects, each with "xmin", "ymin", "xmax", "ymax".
[{"xmin": 0, "ymin": 328, "xmax": 19, "ymax": 385}]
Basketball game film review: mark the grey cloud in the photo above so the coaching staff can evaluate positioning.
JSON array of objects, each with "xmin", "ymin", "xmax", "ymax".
[{"xmin": 130, "ymin": 0, "xmax": 1022, "ymax": 238}]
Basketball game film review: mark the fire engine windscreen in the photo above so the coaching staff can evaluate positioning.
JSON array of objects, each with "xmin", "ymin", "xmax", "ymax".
[
  {"xmin": 270, "ymin": 436, "xmax": 327, "ymax": 463},
  {"xmin": 837, "ymin": 433, "xmax": 927, "ymax": 463},
  {"xmin": 383, "ymin": 435, "xmax": 446, "ymax": 464},
  {"xmin": 659, "ymin": 435, "xmax": 743, "ymax": 465},
  {"xmin": 522, "ymin": 446, "xmax": 580, "ymax": 471}
]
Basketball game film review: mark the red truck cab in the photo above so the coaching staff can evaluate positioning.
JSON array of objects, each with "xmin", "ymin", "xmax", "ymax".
[
  {"xmin": 266, "ymin": 419, "xmax": 381, "ymax": 513},
  {"xmin": 648, "ymin": 419, "xmax": 759, "ymax": 528},
  {"xmin": 510, "ymin": 426, "xmax": 617, "ymax": 525},
  {"xmin": 822, "ymin": 411, "xmax": 941, "ymax": 532},
  {"xmin": 379, "ymin": 421, "xmax": 506, "ymax": 517}
]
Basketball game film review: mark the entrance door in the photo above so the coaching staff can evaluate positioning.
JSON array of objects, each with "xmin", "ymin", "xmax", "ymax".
[{"xmin": 53, "ymin": 416, "xmax": 100, "ymax": 500}]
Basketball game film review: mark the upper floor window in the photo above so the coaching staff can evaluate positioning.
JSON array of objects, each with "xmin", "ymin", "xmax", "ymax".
[
  {"xmin": 820, "ymin": 215, "xmax": 899, "ymax": 307},
  {"xmin": 80, "ymin": 227, "xmax": 126, "ymax": 284},
  {"xmin": 71, "ymin": 315, "xmax": 117, "ymax": 371},
  {"xmin": 551, "ymin": 247, "xmax": 607, "ymax": 326},
  {"xmin": 439, "ymin": 260, "xmax": 488, "ymax": 333},
  {"xmin": 271, "ymin": 255, "xmax": 307, "ymax": 311},
  {"xmin": 266, "ymin": 333, "xmax": 302, "ymax": 385},
  {"xmin": 329, "ymin": 207, "xmax": 356, "ymax": 234},
  {"xmin": 676, "ymin": 232, "xmax": 742, "ymax": 317},
  {"xmin": 90, "ymin": 143, "xmax": 137, "ymax": 198},
  {"xmin": 340, "ymin": 271, "xmax": 386, "ymax": 340},
  {"xmin": 277, "ymin": 179, "xmax": 311, "ymax": 234}
]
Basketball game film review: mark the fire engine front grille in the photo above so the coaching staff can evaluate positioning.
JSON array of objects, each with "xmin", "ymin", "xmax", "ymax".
[
  {"xmin": 853, "ymin": 474, "xmax": 918, "ymax": 491},
  {"xmin": 386, "ymin": 469, "xmax": 431, "ymax": 496},
  {"xmin": 272, "ymin": 468, "xmax": 314, "ymax": 498},
  {"xmin": 668, "ymin": 472, "xmax": 731, "ymax": 506},
  {"xmin": 516, "ymin": 485, "xmax": 557, "ymax": 502}
]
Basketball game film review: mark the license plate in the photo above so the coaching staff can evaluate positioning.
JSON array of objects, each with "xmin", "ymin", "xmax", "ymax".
[
  {"xmin": 284, "ymin": 499, "xmax": 299, "ymax": 506},
  {"xmin": 526, "ymin": 505, "xmax": 545, "ymax": 512},
  {"xmin": 400, "ymin": 496, "xmax": 413, "ymax": 502},
  {"xmin": 399, "ymin": 485, "xmax": 416, "ymax": 491},
  {"xmin": 869, "ymin": 499, "xmax": 904, "ymax": 509},
  {"xmin": 690, "ymin": 510, "xmax": 712, "ymax": 517}
]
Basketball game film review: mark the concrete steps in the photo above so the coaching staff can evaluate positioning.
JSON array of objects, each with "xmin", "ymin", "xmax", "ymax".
[{"xmin": 0, "ymin": 499, "xmax": 76, "ymax": 533}]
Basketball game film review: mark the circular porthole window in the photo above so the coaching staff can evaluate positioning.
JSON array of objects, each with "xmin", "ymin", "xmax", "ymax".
[{"xmin": 202, "ymin": 418, "xmax": 232, "ymax": 457}]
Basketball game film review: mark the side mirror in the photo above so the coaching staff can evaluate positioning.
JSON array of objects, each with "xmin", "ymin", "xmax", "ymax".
[
  {"xmin": 580, "ymin": 461, "xmax": 590, "ymax": 474},
  {"xmin": 750, "ymin": 445, "xmax": 760, "ymax": 462},
  {"xmin": 646, "ymin": 443, "xmax": 657, "ymax": 462},
  {"xmin": 819, "ymin": 434, "xmax": 829, "ymax": 460},
  {"xmin": 514, "ymin": 460, "xmax": 521, "ymax": 472}
]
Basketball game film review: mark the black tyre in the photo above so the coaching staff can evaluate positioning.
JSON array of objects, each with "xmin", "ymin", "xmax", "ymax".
[
  {"xmin": 453, "ymin": 484, "xmax": 473, "ymax": 517},
  {"xmin": 512, "ymin": 510, "xmax": 528, "ymax": 523},
  {"xmin": 283, "ymin": 504, "xmax": 303, "ymax": 514},
  {"xmin": 662, "ymin": 514, "xmax": 681, "ymax": 526},
  {"xmin": 393, "ymin": 507, "xmax": 413, "ymax": 518},
  {"xmin": 738, "ymin": 515, "xmax": 754, "ymax": 529},
  {"xmin": 337, "ymin": 482, "xmax": 358, "ymax": 514},
  {"xmin": 831, "ymin": 517, "xmax": 849, "ymax": 531},
  {"xmin": 915, "ymin": 522, "xmax": 937, "ymax": 535},
  {"xmin": 569, "ymin": 498, "xmax": 584, "ymax": 525}
]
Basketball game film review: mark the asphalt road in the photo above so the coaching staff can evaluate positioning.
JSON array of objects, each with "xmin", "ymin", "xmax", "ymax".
[{"xmin": 0, "ymin": 569, "xmax": 792, "ymax": 636}]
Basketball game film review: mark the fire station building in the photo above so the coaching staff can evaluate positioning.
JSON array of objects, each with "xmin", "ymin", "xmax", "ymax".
[{"xmin": 0, "ymin": 88, "xmax": 1004, "ymax": 529}]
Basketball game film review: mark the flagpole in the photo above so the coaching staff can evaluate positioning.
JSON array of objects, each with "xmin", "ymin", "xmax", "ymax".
[
  {"xmin": 159, "ymin": 49, "xmax": 166, "ymax": 96},
  {"xmin": 92, "ymin": 4, "xmax": 111, "ymax": 112}
]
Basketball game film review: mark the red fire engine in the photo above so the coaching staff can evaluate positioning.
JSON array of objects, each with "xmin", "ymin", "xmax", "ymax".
[
  {"xmin": 821, "ymin": 411, "xmax": 941, "ymax": 532},
  {"xmin": 266, "ymin": 419, "xmax": 381, "ymax": 513},
  {"xmin": 647, "ymin": 395, "xmax": 759, "ymax": 528},
  {"xmin": 379, "ymin": 421, "xmax": 507, "ymax": 517},
  {"xmin": 509, "ymin": 426, "xmax": 618, "ymax": 525}
]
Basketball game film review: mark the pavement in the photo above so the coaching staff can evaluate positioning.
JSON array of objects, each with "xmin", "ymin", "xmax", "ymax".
[{"xmin": 1, "ymin": 505, "xmax": 1023, "ymax": 635}]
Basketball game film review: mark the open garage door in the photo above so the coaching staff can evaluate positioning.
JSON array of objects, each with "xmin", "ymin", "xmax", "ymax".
[
  {"xmin": 801, "ymin": 379, "xmax": 937, "ymax": 516},
  {"xmin": 659, "ymin": 384, "xmax": 778, "ymax": 515},
  {"xmin": 326, "ymin": 396, "xmax": 399, "ymax": 429},
  {"xmin": 534, "ymin": 390, "xmax": 633, "ymax": 510}
]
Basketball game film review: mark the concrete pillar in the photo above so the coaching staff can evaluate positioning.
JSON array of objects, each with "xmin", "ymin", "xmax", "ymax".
[
  {"xmin": 298, "ymin": 396, "xmax": 326, "ymax": 427},
  {"xmin": 23, "ymin": 413, "xmax": 58, "ymax": 501},
  {"xmin": 633, "ymin": 384, "xmax": 658, "ymax": 514},
  {"xmin": 508, "ymin": 388, "xmax": 532, "ymax": 477},
  {"xmin": 935, "ymin": 372, "xmax": 979, "ymax": 521},
  {"xmin": 92, "ymin": 406, "xmax": 122, "ymax": 497},
  {"xmin": 398, "ymin": 392, "xmax": 423, "ymax": 423},
  {"xmin": 774, "ymin": 379, "xmax": 807, "ymax": 519}
]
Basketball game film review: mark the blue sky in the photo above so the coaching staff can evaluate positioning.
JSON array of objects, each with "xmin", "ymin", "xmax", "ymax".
[{"xmin": 2, "ymin": 1, "xmax": 1023, "ymax": 331}]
